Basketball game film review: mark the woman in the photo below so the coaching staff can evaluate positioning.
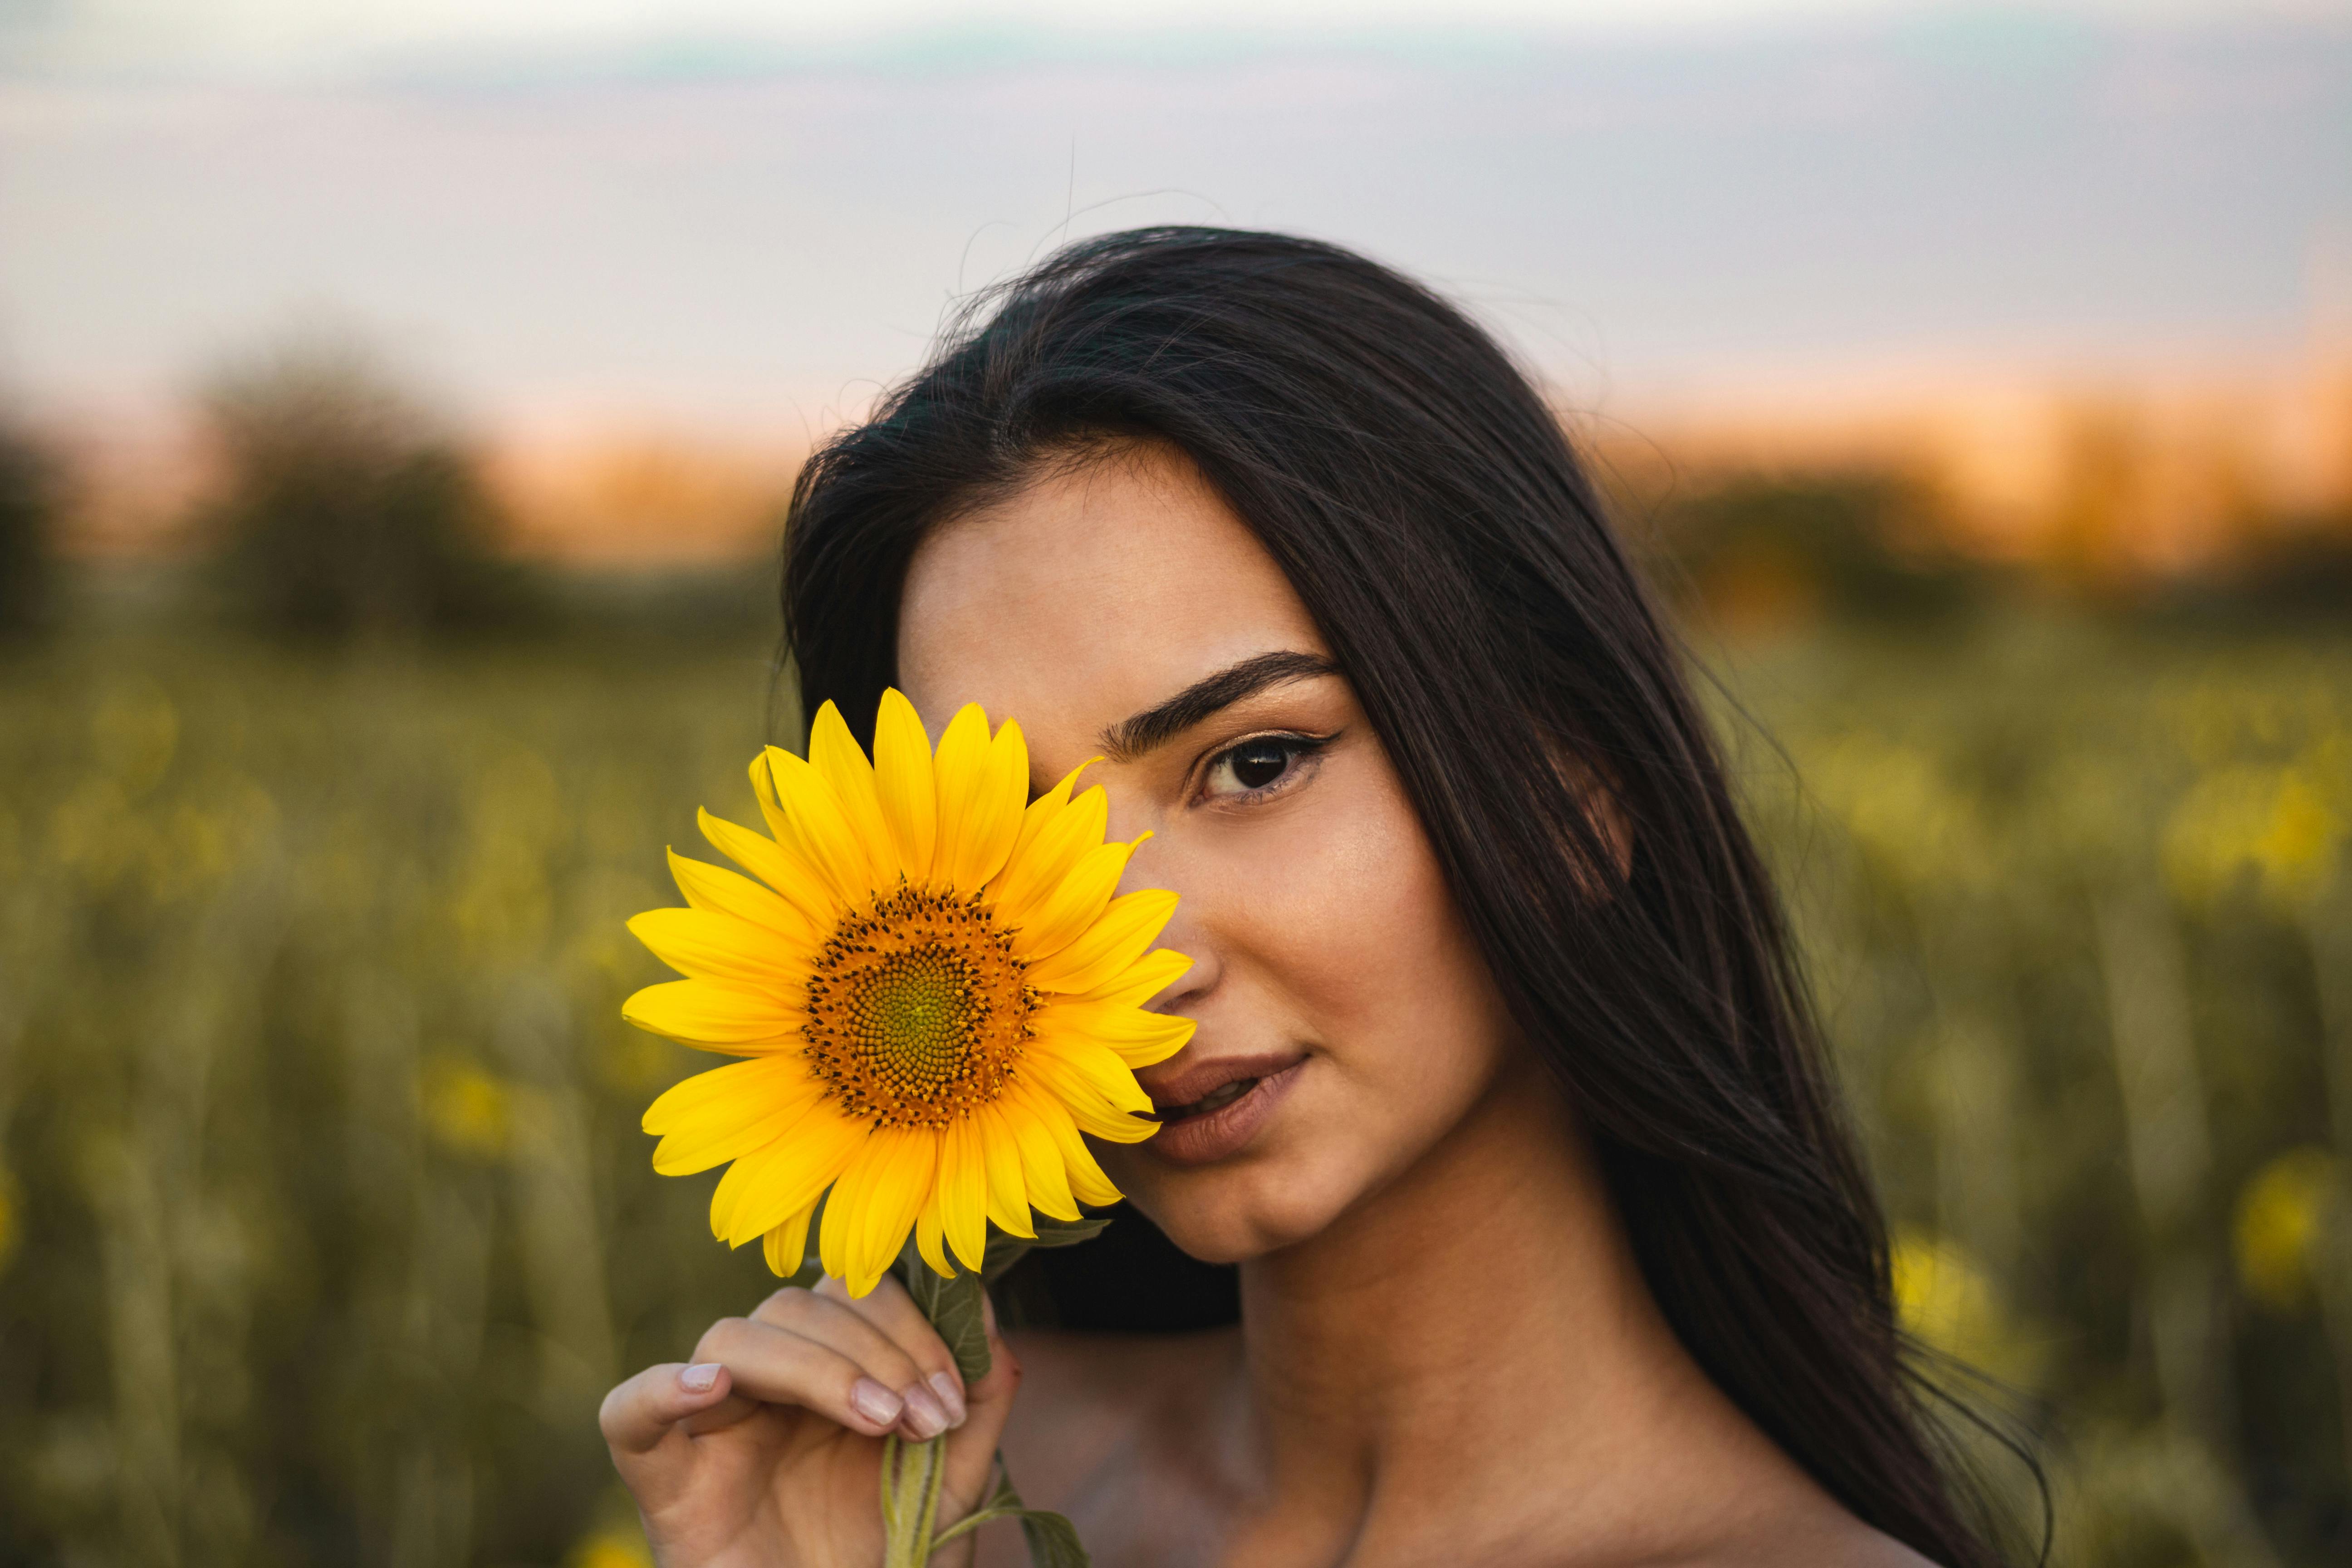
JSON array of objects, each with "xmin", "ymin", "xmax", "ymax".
[{"xmin": 599, "ymin": 228, "xmax": 2012, "ymax": 1567}]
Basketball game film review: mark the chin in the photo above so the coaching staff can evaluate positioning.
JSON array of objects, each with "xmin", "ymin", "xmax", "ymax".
[{"xmin": 1120, "ymin": 1154, "xmax": 1355, "ymax": 1265}]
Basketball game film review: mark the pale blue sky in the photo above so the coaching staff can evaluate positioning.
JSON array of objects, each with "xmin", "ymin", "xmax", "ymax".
[
  {"xmin": 10, "ymin": 3, "xmax": 2319, "ymax": 82},
  {"xmin": 1, "ymin": 3, "xmax": 2345, "ymax": 430}
]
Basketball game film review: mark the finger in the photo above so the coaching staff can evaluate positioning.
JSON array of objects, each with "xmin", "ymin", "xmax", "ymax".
[
  {"xmin": 815, "ymin": 1274, "xmax": 971, "ymax": 1429},
  {"xmin": 600, "ymin": 1360, "xmax": 736, "ymax": 1459},
  {"xmin": 690, "ymin": 1313, "xmax": 916, "ymax": 1438},
  {"xmin": 939, "ymin": 1291, "xmax": 1022, "ymax": 1511},
  {"xmin": 752, "ymin": 1281, "xmax": 960, "ymax": 1442},
  {"xmin": 678, "ymin": 1391, "xmax": 762, "ymax": 1437}
]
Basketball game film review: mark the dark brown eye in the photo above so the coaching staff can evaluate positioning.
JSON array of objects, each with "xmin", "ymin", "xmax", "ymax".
[
  {"xmin": 1230, "ymin": 741, "xmax": 1291, "ymax": 789},
  {"xmin": 1204, "ymin": 737, "xmax": 1313, "ymax": 799}
]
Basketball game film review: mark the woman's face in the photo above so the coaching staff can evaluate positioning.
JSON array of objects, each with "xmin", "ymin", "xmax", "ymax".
[{"xmin": 897, "ymin": 446, "xmax": 1522, "ymax": 1263}]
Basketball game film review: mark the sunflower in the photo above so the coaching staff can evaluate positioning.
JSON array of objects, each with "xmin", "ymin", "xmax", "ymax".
[{"xmin": 622, "ymin": 690, "xmax": 1191, "ymax": 1297}]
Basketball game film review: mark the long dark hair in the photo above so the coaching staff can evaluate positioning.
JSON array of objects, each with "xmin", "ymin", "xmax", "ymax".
[{"xmin": 782, "ymin": 227, "xmax": 2014, "ymax": 1567}]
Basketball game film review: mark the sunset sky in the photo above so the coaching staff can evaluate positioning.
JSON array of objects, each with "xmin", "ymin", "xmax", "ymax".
[{"xmin": 2, "ymin": 2, "xmax": 2345, "ymax": 435}]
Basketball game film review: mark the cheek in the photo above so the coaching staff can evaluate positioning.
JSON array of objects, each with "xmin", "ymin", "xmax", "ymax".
[
  {"xmin": 1117, "ymin": 754, "xmax": 1514, "ymax": 1253},
  {"xmin": 1257, "ymin": 762, "xmax": 1501, "ymax": 1089},
  {"xmin": 1256, "ymin": 799, "xmax": 1453, "ymax": 1038}
]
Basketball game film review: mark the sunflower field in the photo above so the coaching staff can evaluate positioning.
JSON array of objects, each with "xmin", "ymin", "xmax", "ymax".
[{"xmin": 0, "ymin": 616, "xmax": 2347, "ymax": 1566}]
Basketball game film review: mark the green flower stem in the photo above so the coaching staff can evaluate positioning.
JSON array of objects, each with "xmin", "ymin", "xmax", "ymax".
[
  {"xmin": 915, "ymin": 1431, "xmax": 951, "ymax": 1555},
  {"xmin": 878, "ymin": 1431, "xmax": 951, "ymax": 1567},
  {"xmin": 927, "ymin": 1509, "xmax": 994, "ymax": 1550},
  {"xmin": 869, "ymin": 1216, "xmax": 1107, "ymax": 1567},
  {"xmin": 876, "ymin": 1438, "xmax": 892, "ymax": 1555}
]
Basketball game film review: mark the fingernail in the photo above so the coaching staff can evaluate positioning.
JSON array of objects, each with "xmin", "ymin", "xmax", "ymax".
[
  {"xmin": 680, "ymin": 1362, "xmax": 721, "ymax": 1393},
  {"xmin": 848, "ymin": 1377, "xmax": 903, "ymax": 1427},
  {"xmin": 898, "ymin": 1381, "xmax": 950, "ymax": 1440},
  {"xmin": 927, "ymin": 1371, "xmax": 968, "ymax": 1427}
]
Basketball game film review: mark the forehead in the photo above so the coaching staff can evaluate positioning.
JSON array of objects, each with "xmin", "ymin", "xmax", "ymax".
[{"xmin": 896, "ymin": 448, "xmax": 1326, "ymax": 757}]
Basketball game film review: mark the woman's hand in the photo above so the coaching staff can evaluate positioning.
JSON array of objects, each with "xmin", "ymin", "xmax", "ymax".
[{"xmin": 599, "ymin": 1275, "xmax": 1022, "ymax": 1568}]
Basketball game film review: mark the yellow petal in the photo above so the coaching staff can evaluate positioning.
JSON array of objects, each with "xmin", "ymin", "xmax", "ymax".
[
  {"xmin": 1003, "ymin": 761, "xmax": 1093, "ymax": 876},
  {"xmin": 1066, "ymin": 1158, "xmax": 1121, "ymax": 1208},
  {"xmin": 764, "ymin": 1203, "xmax": 817, "ymax": 1277},
  {"xmin": 1035, "ymin": 999, "xmax": 1196, "ymax": 1068},
  {"xmin": 820, "ymin": 1127, "xmax": 937, "ymax": 1296},
  {"xmin": 699, "ymin": 808, "xmax": 840, "ymax": 927},
  {"xmin": 1001, "ymin": 1096, "xmax": 1082, "ymax": 1221},
  {"xmin": 930, "ymin": 704, "xmax": 992, "ymax": 883},
  {"xmin": 1024, "ymin": 1040, "xmax": 1158, "ymax": 1138},
  {"xmin": 644, "ymin": 1056, "xmax": 814, "ymax": 1136},
  {"xmin": 988, "ymin": 779, "xmax": 1104, "ymax": 928},
  {"xmin": 655, "ymin": 1101, "xmax": 815, "ymax": 1176},
  {"xmin": 1013, "ymin": 1085, "xmax": 1123, "ymax": 1205},
  {"xmin": 712, "ymin": 1110, "xmax": 865, "ymax": 1245},
  {"xmin": 1070, "ymin": 946, "xmax": 1191, "ymax": 1010},
  {"xmin": 645, "ymin": 1058, "xmax": 829, "ymax": 1174},
  {"xmin": 629, "ymin": 906, "xmax": 813, "ymax": 990},
  {"xmin": 975, "ymin": 1104, "xmax": 1034, "ymax": 1238},
  {"xmin": 934, "ymin": 706, "xmax": 1027, "ymax": 896},
  {"xmin": 1008, "ymin": 838, "xmax": 1138, "ymax": 962},
  {"xmin": 916, "ymin": 1193, "xmax": 952, "ymax": 1277},
  {"xmin": 667, "ymin": 848, "xmax": 818, "ymax": 949},
  {"xmin": 624, "ymin": 978, "xmax": 805, "ymax": 1050},
  {"xmin": 859, "ymin": 1132, "xmax": 940, "ymax": 1290},
  {"xmin": 938, "ymin": 1117, "xmax": 990, "ymax": 1273},
  {"xmin": 1020, "ymin": 1053, "xmax": 1157, "ymax": 1142},
  {"xmin": 872, "ymin": 689, "xmax": 939, "ymax": 882},
  {"xmin": 757, "ymin": 746, "xmax": 877, "ymax": 910},
  {"xmin": 983, "ymin": 721, "xmax": 1033, "ymax": 861},
  {"xmin": 810, "ymin": 700, "xmax": 902, "ymax": 889},
  {"xmin": 1027, "ymin": 888, "xmax": 1180, "ymax": 994}
]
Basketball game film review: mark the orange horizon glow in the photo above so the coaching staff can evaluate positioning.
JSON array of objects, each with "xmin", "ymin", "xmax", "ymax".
[{"xmin": 44, "ymin": 350, "xmax": 2352, "ymax": 579}]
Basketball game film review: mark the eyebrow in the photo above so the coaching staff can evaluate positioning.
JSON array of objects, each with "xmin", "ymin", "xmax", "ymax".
[{"xmin": 1098, "ymin": 650, "xmax": 1340, "ymax": 763}]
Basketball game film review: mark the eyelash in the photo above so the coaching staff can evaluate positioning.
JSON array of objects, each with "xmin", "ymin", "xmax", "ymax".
[{"xmin": 1197, "ymin": 732, "xmax": 1334, "ymax": 804}]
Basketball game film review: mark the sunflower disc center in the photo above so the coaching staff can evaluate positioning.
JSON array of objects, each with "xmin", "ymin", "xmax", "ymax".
[
  {"xmin": 856, "ymin": 948, "xmax": 976, "ymax": 1089},
  {"xmin": 802, "ymin": 885, "xmax": 1033, "ymax": 1130}
]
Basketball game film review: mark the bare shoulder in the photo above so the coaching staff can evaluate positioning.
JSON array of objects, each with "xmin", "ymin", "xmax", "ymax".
[
  {"xmin": 1710, "ymin": 1499, "xmax": 1942, "ymax": 1568},
  {"xmin": 1650, "ymin": 1388, "xmax": 1947, "ymax": 1568},
  {"xmin": 1638, "ymin": 1436, "xmax": 1944, "ymax": 1568},
  {"xmin": 997, "ymin": 1325, "xmax": 1240, "ymax": 1504}
]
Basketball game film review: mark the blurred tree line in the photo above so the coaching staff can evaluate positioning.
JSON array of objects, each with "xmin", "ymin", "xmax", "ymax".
[
  {"xmin": 0, "ymin": 339, "xmax": 780, "ymax": 652},
  {"xmin": 194, "ymin": 345, "xmax": 531, "ymax": 640},
  {"xmin": 1621, "ymin": 463, "xmax": 2352, "ymax": 636},
  {"xmin": 0, "ymin": 344, "xmax": 531, "ymax": 647},
  {"xmin": 0, "ymin": 414, "xmax": 61, "ymax": 642},
  {"xmin": 5, "ymin": 332, "xmax": 2350, "ymax": 647},
  {"xmin": 1642, "ymin": 469, "xmax": 1987, "ymax": 630}
]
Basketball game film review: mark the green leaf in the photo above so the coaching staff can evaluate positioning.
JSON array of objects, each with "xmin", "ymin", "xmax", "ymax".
[
  {"xmin": 780, "ymin": 1191, "xmax": 829, "ymax": 1289},
  {"xmin": 1015, "ymin": 1508, "xmax": 1091, "ymax": 1568},
  {"xmin": 984, "ymin": 1455, "xmax": 1091, "ymax": 1568},
  {"xmin": 898, "ymin": 1254, "xmax": 993, "ymax": 1384},
  {"xmin": 895, "ymin": 1212, "xmax": 1118, "ymax": 1383}
]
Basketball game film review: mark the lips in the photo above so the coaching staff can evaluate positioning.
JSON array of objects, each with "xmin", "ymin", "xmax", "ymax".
[
  {"xmin": 1137, "ymin": 1050, "xmax": 1307, "ymax": 1166},
  {"xmin": 1153, "ymin": 1076, "xmax": 1259, "ymax": 1123},
  {"xmin": 1141, "ymin": 1050, "xmax": 1307, "ymax": 1118}
]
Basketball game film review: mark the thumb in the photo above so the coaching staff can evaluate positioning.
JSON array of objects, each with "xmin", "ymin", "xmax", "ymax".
[{"xmin": 938, "ymin": 1290, "xmax": 1024, "ymax": 1514}]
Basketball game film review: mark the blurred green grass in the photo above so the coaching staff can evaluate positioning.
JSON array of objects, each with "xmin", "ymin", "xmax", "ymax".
[{"xmin": 1, "ymin": 617, "xmax": 2347, "ymax": 1566}]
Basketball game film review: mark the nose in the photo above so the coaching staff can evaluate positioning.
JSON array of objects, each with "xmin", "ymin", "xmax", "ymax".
[{"xmin": 1113, "ymin": 828, "xmax": 1218, "ymax": 1016}]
